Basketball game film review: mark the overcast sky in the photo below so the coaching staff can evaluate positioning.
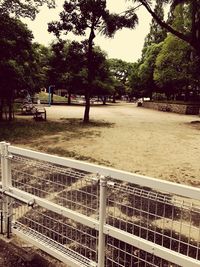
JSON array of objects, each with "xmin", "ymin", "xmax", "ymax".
[{"xmin": 22, "ymin": 0, "xmax": 152, "ymax": 63}]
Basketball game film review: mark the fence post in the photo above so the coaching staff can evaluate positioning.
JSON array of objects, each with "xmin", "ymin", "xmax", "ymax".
[
  {"xmin": 0, "ymin": 142, "xmax": 5, "ymax": 234},
  {"xmin": 97, "ymin": 176, "xmax": 107, "ymax": 267},
  {"xmin": 1, "ymin": 142, "xmax": 12, "ymax": 237}
]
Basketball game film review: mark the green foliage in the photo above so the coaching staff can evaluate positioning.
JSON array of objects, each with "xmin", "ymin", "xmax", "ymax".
[
  {"xmin": 32, "ymin": 43, "xmax": 52, "ymax": 89},
  {"xmin": 130, "ymin": 1, "xmax": 200, "ymax": 57},
  {"xmin": 127, "ymin": 1, "xmax": 200, "ymax": 101},
  {"xmin": 129, "ymin": 62, "xmax": 143, "ymax": 97},
  {"xmin": 48, "ymin": 40, "xmax": 113, "ymax": 98},
  {"xmin": 153, "ymin": 3, "xmax": 200, "ymax": 99},
  {"xmin": 139, "ymin": 42, "xmax": 163, "ymax": 98},
  {"xmin": 108, "ymin": 58, "xmax": 134, "ymax": 98},
  {"xmin": 0, "ymin": 0, "xmax": 55, "ymax": 19},
  {"xmin": 0, "ymin": 14, "xmax": 34, "ymax": 95},
  {"xmin": 144, "ymin": 0, "xmax": 167, "ymax": 47},
  {"xmin": 154, "ymin": 34, "xmax": 193, "ymax": 95},
  {"xmin": 49, "ymin": 0, "xmax": 138, "ymax": 38},
  {"xmin": 0, "ymin": 14, "xmax": 40, "ymax": 120}
]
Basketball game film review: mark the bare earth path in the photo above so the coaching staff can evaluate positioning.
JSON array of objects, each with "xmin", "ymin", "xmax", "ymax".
[{"xmin": 43, "ymin": 102, "xmax": 200, "ymax": 186}]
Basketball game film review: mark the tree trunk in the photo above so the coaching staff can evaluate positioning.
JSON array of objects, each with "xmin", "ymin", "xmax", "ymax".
[
  {"xmin": 191, "ymin": 1, "xmax": 200, "ymax": 58},
  {"xmin": 83, "ymin": 27, "xmax": 95, "ymax": 123},
  {"xmin": 8, "ymin": 98, "xmax": 13, "ymax": 121},
  {"xmin": 0, "ymin": 98, "xmax": 3, "ymax": 121},
  {"xmin": 112, "ymin": 93, "xmax": 116, "ymax": 103},
  {"xmin": 102, "ymin": 96, "xmax": 106, "ymax": 105},
  {"xmin": 51, "ymin": 87, "xmax": 54, "ymax": 104},
  {"xmin": 67, "ymin": 90, "xmax": 71, "ymax": 105},
  {"xmin": 84, "ymin": 91, "xmax": 90, "ymax": 123}
]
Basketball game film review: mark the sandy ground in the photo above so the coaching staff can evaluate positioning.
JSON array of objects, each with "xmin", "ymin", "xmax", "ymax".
[
  {"xmin": 43, "ymin": 102, "xmax": 200, "ymax": 186},
  {"xmin": 1, "ymin": 102, "xmax": 199, "ymax": 266}
]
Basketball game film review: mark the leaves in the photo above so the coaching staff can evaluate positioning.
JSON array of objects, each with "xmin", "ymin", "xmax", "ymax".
[
  {"xmin": 49, "ymin": 0, "xmax": 138, "ymax": 38},
  {"xmin": 154, "ymin": 34, "xmax": 193, "ymax": 91},
  {"xmin": 0, "ymin": 13, "xmax": 37, "ymax": 99},
  {"xmin": 0, "ymin": 0, "xmax": 55, "ymax": 19}
]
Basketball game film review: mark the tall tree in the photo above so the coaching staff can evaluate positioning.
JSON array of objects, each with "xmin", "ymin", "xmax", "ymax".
[
  {"xmin": 49, "ymin": 39, "xmax": 114, "ymax": 105},
  {"xmin": 139, "ymin": 42, "xmax": 163, "ymax": 99},
  {"xmin": 129, "ymin": 62, "xmax": 143, "ymax": 98},
  {"xmin": 154, "ymin": 35, "xmax": 192, "ymax": 99},
  {"xmin": 154, "ymin": 4, "xmax": 199, "ymax": 100},
  {"xmin": 32, "ymin": 43, "xmax": 52, "ymax": 89},
  {"xmin": 0, "ymin": 13, "xmax": 35, "ymax": 120},
  {"xmin": 129, "ymin": 0, "xmax": 200, "ymax": 58},
  {"xmin": 49, "ymin": 0, "xmax": 138, "ymax": 122},
  {"xmin": 144, "ymin": 0, "xmax": 167, "ymax": 47},
  {"xmin": 108, "ymin": 59, "xmax": 134, "ymax": 101}
]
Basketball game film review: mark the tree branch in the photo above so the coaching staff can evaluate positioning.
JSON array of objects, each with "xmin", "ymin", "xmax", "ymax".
[{"xmin": 140, "ymin": 0, "xmax": 192, "ymax": 46}]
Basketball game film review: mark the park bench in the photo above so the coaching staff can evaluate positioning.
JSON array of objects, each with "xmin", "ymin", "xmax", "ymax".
[
  {"xmin": 21, "ymin": 102, "xmax": 35, "ymax": 115},
  {"xmin": 33, "ymin": 107, "xmax": 46, "ymax": 121}
]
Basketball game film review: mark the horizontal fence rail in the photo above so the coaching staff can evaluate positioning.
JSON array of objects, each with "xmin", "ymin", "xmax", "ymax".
[{"xmin": 0, "ymin": 142, "xmax": 200, "ymax": 267}]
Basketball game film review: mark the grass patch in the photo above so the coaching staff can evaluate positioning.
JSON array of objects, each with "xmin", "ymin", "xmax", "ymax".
[
  {"xmin": 0, "ymin": 117, "xmax": 113, "ymax": 147},
  {"xmin": 0, "ymin": 118, "xmax": 74, "ymax": 143},
  {"xmin": 0, "ymin": 117, "xmax": 113, "ymax": 166},
  {"xmin": 37, "ymin": 92, "xmax": 67, "ymax": 102},
  {"xmin": 60, "ymin": 118, "xmax": 114, "ymax": 128}
]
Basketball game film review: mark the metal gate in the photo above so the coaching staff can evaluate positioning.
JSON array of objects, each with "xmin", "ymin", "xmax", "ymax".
[{"xmin": 0, "ymin": 141, "xmax": 200, "ymax": 267}]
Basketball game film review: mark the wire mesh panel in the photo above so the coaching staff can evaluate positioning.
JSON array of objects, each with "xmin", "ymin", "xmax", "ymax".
[
  {"xmin": 0, "ymin": 152, "xmax": 2, "ymax": 184},
  {"xmin": 1, "ymin": 144, "xmax": 200, "ymax": 267},
  {"xmin": 0, "ymin": 158, "xmax": 1, "ymax": 182},
  {"xmin": 11, "ymin": 155, "xmax": 99, "ymax": 218},
  {"xmin": 106, "ymin": 181, "xmax": 200, "ymax": 264},
  {"xmin": 0, "ymin": 194, "xmax": 3, "ymax": 234},
  {"xmin": 105, "ymin": 236, "xmax": 181, "ymax": 267},
  {"xmin": 12, "ymin": 199, "xmax": 99, "ymax": 263}
]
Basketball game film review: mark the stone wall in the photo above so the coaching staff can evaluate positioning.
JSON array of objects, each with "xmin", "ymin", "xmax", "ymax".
[{"xmin": 142, "ymin": 101, "xmax": 200, "ymax": 115}]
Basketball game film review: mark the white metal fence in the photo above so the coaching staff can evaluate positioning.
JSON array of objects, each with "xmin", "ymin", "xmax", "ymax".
[{"xmin": 0, "ymin": 141, "xmax": 200, "ymax": 267}]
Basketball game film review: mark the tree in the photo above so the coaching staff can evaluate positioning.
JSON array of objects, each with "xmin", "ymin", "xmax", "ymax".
[
  {"xmin": 129, "ymin": 62, "xmax": 144, "ymax": 98},
  {"xmin": 49, "ymin": 39, "xmax": 113, "ymax": 105},
  {"xmin": 0, "ymin": 14, "xmax": 35, "ymax": 120},
  {"xmin": 32, "ymin": 43, "xmax": 52, "ymax": 89},
  {"xmin": 49, "ymin": 0, "xmax": 138, "ymax": 122},
  {"xmin": 154, "ymin": 5, "xmax": 199, "ymax": 100},
  {"xmin": 90, "ymin": 46, "xmax": 115, "ymax": 104},
  {"xmin": 0, "ymin": 0, "xmax": 55, "ymax": 19},
  {"xmin": 154, "ymin": 35, "xmax": 192, "ymax": 99},
  {"xmin": 143, "ymin": 0, "xmax": 167, "ymax": 47},
  {"xmin": 129, "ymin": 0, "xmax": 200, "ymax": 58},
  {"xmin": 49, "ymin": 40, "xmax": 90, "ymax": 105},
  {"xmin": 139, "ymin": 42, "xmax": 163, "ymax": 99},
  {"xmin": 108, "ymin": 59, "xmax": 134, "ymax": 101}
]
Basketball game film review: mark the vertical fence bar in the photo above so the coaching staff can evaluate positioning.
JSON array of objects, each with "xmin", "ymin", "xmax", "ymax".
[
  {"xmin": 0, "ymin": 141, "xmax": 6, "ymax": 184},
  {"xmin": 0, "ymin": 142, "xmax": 5, "ymax": 234},
  {"xmin": 4, "ymin": 143, "xmax": 12, "ymax": 186},
  {"xmin": 1, "ymin": 142, "xmax": 6, "ymax": 234},
  {"xmin": 5, "ymin": 142, "xmax": 12, "ymax": 238},
  {"xmin": 97, "ymin": 176, "xmax": 107, "ymax": 267},
  {"xmin": 1, "ymin": 142, "xmax": 12, "ymax": 237}
]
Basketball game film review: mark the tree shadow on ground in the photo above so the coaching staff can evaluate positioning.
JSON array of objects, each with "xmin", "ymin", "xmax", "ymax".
[{"xmin": 0, "ymin": 118, "xmax": 114, "ymax": 144}]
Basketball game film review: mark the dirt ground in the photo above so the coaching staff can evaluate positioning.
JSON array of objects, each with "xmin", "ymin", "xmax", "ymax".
[
  {"xmin": 0, "ymin": 238, "xmax": 66, "ymax": 267},
  {"xmin": 43, "ymin": 102, "xmax": 200, "ymax": 186},
  {"xmin": 1, "ymin": 102, "xmax": 200, "ymax": 266}
]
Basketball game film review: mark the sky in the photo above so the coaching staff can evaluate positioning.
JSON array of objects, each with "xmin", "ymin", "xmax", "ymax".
[{"xmin": 22, "ymin": 0, "xmax": 152, "ymax": 63}]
